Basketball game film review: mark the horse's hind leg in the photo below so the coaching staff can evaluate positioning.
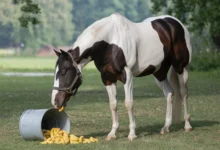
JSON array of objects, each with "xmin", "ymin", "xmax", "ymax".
[
  {"xmin": 105, "ymin": 83, "xmax": 119, "ymax": 140},
  {"xmin": 177, "ymin": 68, "xmax": 192, "ymax": 132},
  {"xmin": 124, "ymin": 67, "xmax": 137, "ymax": 141},
  {"xmin": 155, "ymin": 77, "xmax": 174, "ymax": 134}
]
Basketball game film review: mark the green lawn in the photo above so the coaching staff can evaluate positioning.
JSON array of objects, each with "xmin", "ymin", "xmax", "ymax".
[
  {"xmin": 0, "ymin": 68, "xmax": 220, "ymax": 149},
  {"xmin": 0, "ymin": 57, "xmax": 96, "ymax": 72}
]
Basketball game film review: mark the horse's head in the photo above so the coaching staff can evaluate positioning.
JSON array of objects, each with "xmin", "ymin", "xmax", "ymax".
[{"xmin": 51, "ymin": 49, "xmax": 82, "ymax": 109}]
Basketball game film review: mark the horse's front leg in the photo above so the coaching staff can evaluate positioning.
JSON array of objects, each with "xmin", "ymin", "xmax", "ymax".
[
  {"xmin": 124, "ymin": 67, "xmax": 137, "ymax": 141},
  {"xmin": 105, "ymin": 83, "xmax": 119, "ymax": 140}
]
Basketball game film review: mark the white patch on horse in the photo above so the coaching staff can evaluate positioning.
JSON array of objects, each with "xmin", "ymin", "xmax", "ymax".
[
  {"xmin": 105, "ymin": 83, "xmax": 118, "ymax": 140},
  {"xmin": 124, "ymin": 67, "xmax": 137, "ymax": 140},
  {"xmin": 51, "ymin": 65, "xmax": 59, "ymax": 107},
  {"xmin": 78, "ymin": 57, "xmax": 92, "ymax": 70},
  {"xmin": 183, "ymin": 27, "xmax": 192, "ymax": 63},
  {"xmin": 155, "ymin": 78, "xmax": 173, "ymax": 134}
]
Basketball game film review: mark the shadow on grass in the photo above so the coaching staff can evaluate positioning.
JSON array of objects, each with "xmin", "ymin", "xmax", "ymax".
[
  {"xmin": 84, "ymin": 131, "xmax": 109, "ymax": 138},
  {"xmin": 136, "ymin": 120, "xmax": 220, "ymax": 136},
  {"xmin": 84, "ymin": 120, "xmax": 219, "ymax": 138}
]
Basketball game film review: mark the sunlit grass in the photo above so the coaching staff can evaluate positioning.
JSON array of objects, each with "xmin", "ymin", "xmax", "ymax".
[
  {"xmin": 0, "ymin": 69, "xmax": 219, "ymax": 150},
  {"xmin": 0, "ymin": 57, "xmax": 96, "ymax": 72},
  {"xmin": 0, "ymin": 49, "xmax": 15, "ymax": 56}
]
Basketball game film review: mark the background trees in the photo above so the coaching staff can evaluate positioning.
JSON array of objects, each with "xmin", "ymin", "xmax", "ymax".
[
  {"xmin": 71, "ymin": 0, "xmax": 151, "ymax": 40},
  {"xmin": 0, "ymin": 0, "xmax": 20, "ymax": 47},
  {"xmin": 0, "ymin": 0, "xmax": 73, "ymax": 53},
  {"xmin": 0, "ymin": 0, "xmax": 151, "ymax": 52}
]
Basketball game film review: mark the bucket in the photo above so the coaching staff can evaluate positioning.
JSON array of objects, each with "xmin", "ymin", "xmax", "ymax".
[{"xmin": 19, "ymin": 108, "xmax": 70, "ymax": 141}]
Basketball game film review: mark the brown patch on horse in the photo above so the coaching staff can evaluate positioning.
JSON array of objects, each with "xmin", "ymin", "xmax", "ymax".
[
  {"xmin": 93, "ymin": 41, "xmax": 127, "ymax": 85},
  {"xmin": 164, "ymin": 17, "xmax": 189, "ymax": 74},
  {"xmin": 136, "ymin": 65, "xmax": 156, "ymax": 77},
  {"xmin": 151, "ymin": 19, "xmax": 172, "ymax": 56},
  {"xmin": 151, "ymin": 17, "xmax": 190, "ymax": 81},
  {"xmin": 151, "ymin": 19, "xmax": 172, "ymax": 81},
  {"xmin": 154, "ymin": 59, "xmax": 171, "ymax": 81},
  {"xmin": 75, "ymin": 41, "xmax": 127, "ymax": 85}
]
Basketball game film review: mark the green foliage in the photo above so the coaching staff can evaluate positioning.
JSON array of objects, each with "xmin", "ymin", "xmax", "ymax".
[
  {"xmin": 13, "ymin": 0, "xmax": 41, "ymax": 27},
  {"xmin": 2, "ymin": 0, "xmax": 74, "ymax": 51},
  {"xmin": 27, "ymin": 0, "xmax": 74, "ymax": 48},
  {"xmin": 190, "ymin": 51, "xmax": 220, "ymax": 71},
  {"xmin": 151, "ymin": 0, "xmax": 220, "ymax": 36},
  {"xmin": 71, "ymin": 0, "xmax": 151, "ymax": 39},
  {"xmin": 0, "ymin": 0, "xmax": 21, "ymax": 47},
  {"xmin": 18, "ymin": 15, "xmax": 41, "ymax": 28}
]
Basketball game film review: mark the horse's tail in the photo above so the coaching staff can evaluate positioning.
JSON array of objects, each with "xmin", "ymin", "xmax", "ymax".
[{"xmin": 169, "ymin": 66, "xmax": 182, "ymax": 124}]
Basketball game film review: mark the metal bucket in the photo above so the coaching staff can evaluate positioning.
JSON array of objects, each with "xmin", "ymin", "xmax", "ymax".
[{"xmin": 19, "ymin": 108, "xmax": 70, "ymax": 141}]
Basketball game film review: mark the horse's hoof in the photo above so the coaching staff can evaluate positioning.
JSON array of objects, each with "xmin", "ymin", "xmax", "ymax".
[
  {"xmin": 160, "ymin": 130, "xmax": 169, "ymax": 135},
  {"xmin": 160, "ymin": 127, "xmax": 169, "ymax": 135},
  {"xmin": 160, "ymin": 130, "xmax": 165, "ymax": 135},
  {"xmin": 185, "ymin": 128, "xmax": 192, "ymax": 132},
  {"xmin": 128, "ymin": 135, "xmax": 137, "ymax": 141},
  {"xmin": 105, "ymin": 135, "xmax": 116, "ymax": 141}
]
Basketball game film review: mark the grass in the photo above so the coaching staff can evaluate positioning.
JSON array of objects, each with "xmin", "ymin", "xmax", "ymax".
[
  {"xmin": 0, "ymin": 67, "xmax": 220, "ymax": 150},
  {"xmin": 0, "ymin": 56, "xmax": 56, "ymax": 72},
  {"xmin": 0, "ymin": 56, "xmax": 96, "ymax": 72},
  {"xmin": 0, "ymin": 49, "xmax": 15, "ymax": 56}
]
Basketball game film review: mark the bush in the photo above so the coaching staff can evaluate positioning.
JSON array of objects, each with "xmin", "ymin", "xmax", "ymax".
[{"xmin": 190, "ymin": 51, "xmax": 220, "ymax": 71}]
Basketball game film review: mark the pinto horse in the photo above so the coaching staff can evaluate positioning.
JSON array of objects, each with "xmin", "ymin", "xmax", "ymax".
[{"xmin": 51, "ymin": 13, "xmax": 192, "ymax": 141}]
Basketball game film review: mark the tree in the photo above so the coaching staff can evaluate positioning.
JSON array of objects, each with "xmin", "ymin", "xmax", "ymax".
[
  {"xmin": 71, "ymin": 0, "xmax": 151, "ymax": 40},
  {"xmin": 151, "ymin": 0, "xmax": 220, "ymax": 36},
  {"xmin": 12, "ymin": 0, "xmax": 74, "ymax": 51},
  {"xmin": 0, "ymin": 0, "xmax": 21, "ymax": 47},
  {"xmin": 13, "ymin": 0, "xmax": 41, "ymax": 28}
]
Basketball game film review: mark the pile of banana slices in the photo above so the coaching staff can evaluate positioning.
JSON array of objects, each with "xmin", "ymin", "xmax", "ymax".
[{"xmin": 41, "ymin": 128, "xmax": 98, "ymax": 144}]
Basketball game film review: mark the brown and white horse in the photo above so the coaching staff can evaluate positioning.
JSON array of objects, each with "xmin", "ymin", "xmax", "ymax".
[{"xmin": 51, "ymin": 13, "xmax": 192, "ymax": 141}]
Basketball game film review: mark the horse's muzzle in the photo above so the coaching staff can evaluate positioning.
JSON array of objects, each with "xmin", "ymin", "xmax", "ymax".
[{"xmin": 53, "ymin": 91, "xmax": 71, "ymax": 109}]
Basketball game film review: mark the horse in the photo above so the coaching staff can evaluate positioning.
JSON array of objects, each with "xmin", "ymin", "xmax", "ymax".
[{"xmin": 51, "ymin": 13, "xmax": 192, "ymax": 141}]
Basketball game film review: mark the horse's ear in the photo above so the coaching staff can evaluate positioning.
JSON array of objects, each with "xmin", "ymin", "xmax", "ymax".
[
  {"xmin": 60, "ymin": 49, "xmax": 66, "ymax": 54},
  {"xmin": 53, "ymin": 49, "xmax": 61, "ymax": 57},
  {"xmin": 60, "ymin": 49, "xmax": 69, "ymax": 60},
  {"xmin": 68, "ymin": 47, "xmax": 80, "ymax": 61}
]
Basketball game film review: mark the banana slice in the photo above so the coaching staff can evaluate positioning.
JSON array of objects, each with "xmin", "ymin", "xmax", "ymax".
[
  {"xmin": 78, "ymin": 136, "xmax": 84, "ymax": 143},
  {"xmin": 70, "ymin": 140, "xmax": 80, "ymax": 144},
  {"xmin": 70, "ymin": 134, "xmax": 79, "ymax": 140},
  {"xmin": 58, "ymin": 106, "xmax": 64, "ymax": 112},
  {"xmin": 89, "ymin": 137, "xmax": 98, "ymax": 142}
]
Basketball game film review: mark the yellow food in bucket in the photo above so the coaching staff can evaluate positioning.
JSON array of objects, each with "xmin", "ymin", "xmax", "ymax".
[
  {"xmin": 58, "ymin": 106, "xmax": 64, "ymax": 112},
  {"xmin": 40, "ymin": 128, "xmax": 98, "ymax": 144}
]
